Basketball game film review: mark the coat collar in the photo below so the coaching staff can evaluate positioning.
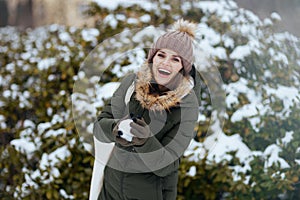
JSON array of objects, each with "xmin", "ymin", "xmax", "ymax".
[{"xmin": 135, "ymin": 62, "xmax": 194, "ymax": 111}]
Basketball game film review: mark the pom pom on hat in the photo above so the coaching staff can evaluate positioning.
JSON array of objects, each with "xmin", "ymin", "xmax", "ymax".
[
  {"xmin": 172, "ymin": 18, "xmax": 197, "ymax": 39},
  {"xmin": 148, "ymin": 19, "xmax": 197, "ymax": 74}
]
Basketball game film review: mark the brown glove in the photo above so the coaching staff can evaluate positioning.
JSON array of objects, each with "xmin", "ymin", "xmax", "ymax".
[{"xmin": 130, "ymin": 117, "xmax": 151, "ymax": 146}]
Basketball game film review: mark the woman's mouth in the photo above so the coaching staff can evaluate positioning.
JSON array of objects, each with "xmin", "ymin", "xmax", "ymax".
[{"xmin": 158, "ymin": 68, "xmax": 171, "ymax": 76}]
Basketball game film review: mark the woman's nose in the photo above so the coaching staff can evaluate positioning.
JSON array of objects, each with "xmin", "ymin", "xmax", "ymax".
[{"xmin": 161, "ymin": 57, "xmax": 171, "ymax": 65}]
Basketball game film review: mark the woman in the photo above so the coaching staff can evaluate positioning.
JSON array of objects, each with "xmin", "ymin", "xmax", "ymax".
[{"xmin": 93, "ymin": 19, "xmax": 201, "ymax": 200}]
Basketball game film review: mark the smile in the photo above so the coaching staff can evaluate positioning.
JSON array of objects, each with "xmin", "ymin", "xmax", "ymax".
[{"xmin": 158, "ymin": 68, "xmax": 171, "ymax": 76}]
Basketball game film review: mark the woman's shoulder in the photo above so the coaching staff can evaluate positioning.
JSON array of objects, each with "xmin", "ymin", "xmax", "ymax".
[
  {"xmin": 120, "ymin": 72, "xmax": 136, "ymax": 84},
  {"xmin": 117, "ymin": 73, "xmax": 137, "ymax": 91}
]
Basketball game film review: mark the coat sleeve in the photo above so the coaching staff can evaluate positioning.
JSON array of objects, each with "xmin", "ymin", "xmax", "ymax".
[
  {"xmin": 134, "ymin": 94, "xmax": 199, "ymax": 177},
  {"xmin": 93, "ymin": 73, "xmax": 136, "ymax": 143}
]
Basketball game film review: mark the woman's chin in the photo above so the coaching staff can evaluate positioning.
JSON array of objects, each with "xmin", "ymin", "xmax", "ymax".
[{"xmin": 155, "ymin": 79, "xmax": 170, "ymax": 86}]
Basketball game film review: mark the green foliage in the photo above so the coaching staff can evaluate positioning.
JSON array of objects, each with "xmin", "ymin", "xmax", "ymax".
[
  {"xmin": 178, "ymin": 152, "xmax": 294, "ymax": 200},
  {"xmin": 178, "ymin": 153, "xmax": 236, "ymax": 200},
  {"xmin": 0, "ymin": 25, "xmax": 95, "ymax": 199}
]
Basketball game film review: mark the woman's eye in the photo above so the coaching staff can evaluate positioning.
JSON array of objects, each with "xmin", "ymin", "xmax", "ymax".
[
  {"xmin": 172, "ymin": 58, "xmax": 180, "ymax": 62},
  {"xmin": 157, "ymin": 53, "xmax": 165, "ymax": 58}
]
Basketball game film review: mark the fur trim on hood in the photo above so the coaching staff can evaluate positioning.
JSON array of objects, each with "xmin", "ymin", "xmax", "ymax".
[{"xmin": 135, "ymin": 63, "xmax": 194, "ymax": 111}]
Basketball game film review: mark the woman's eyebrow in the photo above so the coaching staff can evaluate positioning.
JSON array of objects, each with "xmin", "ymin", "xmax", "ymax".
[
  {"xmin": 157, "ymin": 50, "xmax": 166, "ymax": 54},
  {"xmin": 172, "ymin": 55, "xmax": 181, "ymax": 59},
  {"xmin": 158, "ymin": 50, "xmax": 180, "ymax": 57}
]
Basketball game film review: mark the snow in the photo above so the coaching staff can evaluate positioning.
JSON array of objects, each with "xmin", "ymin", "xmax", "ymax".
[
  {"xmin": 93, "ymin": 82, "xmax": 121, "ymax": 108},
  {"xmin": 273, "ymin": 52, "xmax": 289, "ymax": 65},
  {"xmin": 6, "ymin": 63, "xmax": 15, "ymax": 73},
  {"xmin": 93, "ymin": 0, "xmax": 155, "ymax": 11},
  {"xmin": 264, "ymin": 85, "xmax": 300, "ymax": 116},
  {"xmin": 81, "ymin": 28, "xmax": 100, "ymax": 43},
  {"xmin": 60, "ymin": 189, "xmax": 74, "ymax": 199},
  {"xmin": 0, "ymin": 115, "xmax": 6, "ymax": 129},
  {"xmin": 29, "ymin": 145, "xmax": 71, "ymax": 185},
  {"xmin": 140, "ymin": 14, "xmax": 151, "ymax": 23},
  {"xmin": 51, "ymin": 114, "xmax": 64, "ymax": 124},
  {"xmin": 37, "ymin": 122, "xmax": 52, "ymax": 134},
  {"xmin": 104, "ymin": 14, "xmax": 118, "ymax": 29},
  {"xmin": 198, "ymin": 23, "xmax": 221, "ymax": 45},
  {"xmin": 187, "ymin": 166, "xmax": 197, "ymax": 176},
  {"xmin": 1, "ymin": 0, "xmax": 299, "ymax": 195},
  {"xmin": 116, "ymin": 14, "xmax": 126, "ymax": 21},
  {"xmin": 223, "ymin": 35, "xmax": 235, "ymax": 48},
  {"xmin": 204, "ymin": 132, "xmax": 252, "ymax": 163},
  {"xmin": 37, "ymin": 58, "xmax": 56, "ymax": 70},
  {"xmin": 197, "ymin": 0, "xmax": 238, "ymax": 23},
  {"xmin": 24, "ymin": 119, "xmax": 36, "ymax": 128},
  {"xmin": 44, "ymin": 128, "xmax": 67, "ymax": 138},
  {"xmin": 40, "ymin": 146, "xmax": 70, "ymax": 171},
  {"xmin": 59, "ymin": 31, "xmax": 74, "ymax": 46},
  {"xmin": 263, "ymin": 144, "xmax": 290, "ymax": 168},
  {"xmin": 10, "ymin": 138, "xmax": 37, "ymax": 154},
  {"xmin": 185, "ymin": 116, "xmax": 253, "ymax": 182},
  {"xmin": 186, "ymin": 112, "xmax": 252, "ymax": 164},
  {"xmin": 127, "ymin": 18, "xmax": 139, "ymax": 24},
  {"xmin": 225, "ymin": 78, "xmax": 248, "ymax": 106},
  {"xmin": 230, "ymin": 45, "xmax": 251, "ymax": 60},
  {"xmin": 278, "ymin": 131, "xmax": 294, "ymax": 146},
  {"xmin": 263, "ymin": 18, "xmax": 273, "ymax": 26},
  {"xmin": 270, "ymin": 12, "xmax": 282, "ymax": 21},
  {"xmin": 231, "ymin": 104, "xmax": 259, "ymax": 121}
]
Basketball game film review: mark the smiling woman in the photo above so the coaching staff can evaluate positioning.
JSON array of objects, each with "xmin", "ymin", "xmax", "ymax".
[
  {"xmin": 93, "ymin": 19, "xmax": 201, "ymax": 200},
  {"xmin": 152, "ymin": 49, "xmax": 183, "ymax": 87}
]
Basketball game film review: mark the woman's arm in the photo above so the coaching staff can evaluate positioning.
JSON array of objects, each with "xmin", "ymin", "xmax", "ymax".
[{"xmin": 93, "ymin": 73, "xmax": 136, "ymax": 143}]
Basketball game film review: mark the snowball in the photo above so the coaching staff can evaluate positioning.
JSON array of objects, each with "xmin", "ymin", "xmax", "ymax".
[{"xmin": 119, "ymin": 119, "xmax": 134, "ymax": 142}]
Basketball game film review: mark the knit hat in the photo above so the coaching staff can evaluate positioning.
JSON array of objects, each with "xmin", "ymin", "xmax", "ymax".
[{"xmin": 147, "ymin": 19, "xmax": 197, "ymax": 74}]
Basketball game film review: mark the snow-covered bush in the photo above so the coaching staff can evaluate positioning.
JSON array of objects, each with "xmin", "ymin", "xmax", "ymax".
[
  {"xmin": 0, "ymin": 25, "xmax": 99, "ymax": 199},
  {"xmin": 1, "ymin": 0, "xmax": 299, "ymax": 199}
]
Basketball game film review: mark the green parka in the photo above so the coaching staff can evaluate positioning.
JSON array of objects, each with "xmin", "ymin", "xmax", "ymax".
[{"xmin": 93, "ymin": 63, "xmax": 201, "ymax": 200}]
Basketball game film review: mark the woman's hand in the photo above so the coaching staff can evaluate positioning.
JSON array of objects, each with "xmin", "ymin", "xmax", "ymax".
[
  {"xmin": 130, "ymin": 118, "xmax": 151, "ymax": 146},
  {"xmin": 112, "ymin": 115, "xmax": 151, "ymax": 146},
  {"xmin": 112, "ymin": 115, "xmax": 134, "ymax": 147}
]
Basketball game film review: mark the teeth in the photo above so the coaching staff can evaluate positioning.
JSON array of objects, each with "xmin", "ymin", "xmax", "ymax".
[{"xmin": 158, "ymin": 69, "xmax": 171, "ymax": 75}]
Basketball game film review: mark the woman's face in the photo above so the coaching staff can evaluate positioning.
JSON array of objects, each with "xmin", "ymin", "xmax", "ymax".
[{"xmin": 151, "ymin": 49, "xmax": 183, "ymax": 86}]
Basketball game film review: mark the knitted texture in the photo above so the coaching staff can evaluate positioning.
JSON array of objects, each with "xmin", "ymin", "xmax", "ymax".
[{"xmin": 148, "ymin": 19, "xmax": 197, "ymax": 74}]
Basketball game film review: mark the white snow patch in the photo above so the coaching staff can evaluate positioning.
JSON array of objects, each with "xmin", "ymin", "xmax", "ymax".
[
  {"xmin": 264, "ymin": 144, "xmax": 290, "ymax": 168},
  {"xmin": 140, "ymin": 14, "xmax": 151, "ymax": 23},
  {"xmin": 230, "ymin": 45, "xmax": 251, "ymax": 60},
  {"xmin": 270, "ymin": 12, "xmax": 282, "ymax": 21},
  {"xmin": 187, "ymin": 166, "xmax": 197, "ymax": 176},
  {"xmin": 81, "ymin": 28, "xmax": 100, "ymax": 42},
  {"xmin": 37, "ymin": 58, "xmax": 56, "ymax": 70},
  {"xmin": 44, "ymin": 128, "xmax": 67, "ymax": 138},
  {"xmin": 104, "ymin": 14, "xmax": 118, "ymax": 29},
  {"xmin": 277, "ymin": 131, "xmax": 294, "ymax": 146},
  {"xmin": 93, "ymin": 0, "xmax": 155, "ymax": 11},
  {"xmin": 10, "ymin": 138, "xmax": 37, "ymax": 154}
]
